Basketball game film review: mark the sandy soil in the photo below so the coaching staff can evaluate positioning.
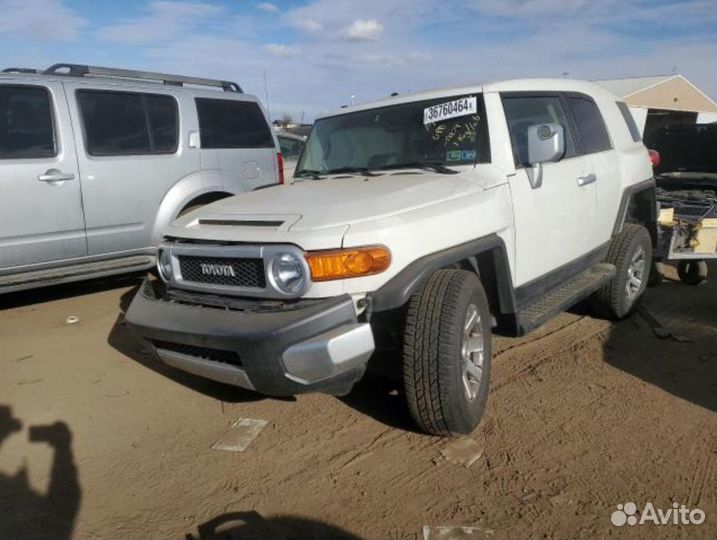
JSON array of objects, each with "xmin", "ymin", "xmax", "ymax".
[{"xmin": 1, "ymin": 263, "xmax": 715, "ymax": 539}]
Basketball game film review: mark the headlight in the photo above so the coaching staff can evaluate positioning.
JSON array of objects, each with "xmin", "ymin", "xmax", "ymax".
[
  {"xmin": 157, "ymin": 248, "xmax": 173, "ymax": 281},
  {"xmin": 271, "ymin": 253, "xmax": 306, "ymax": 294}
]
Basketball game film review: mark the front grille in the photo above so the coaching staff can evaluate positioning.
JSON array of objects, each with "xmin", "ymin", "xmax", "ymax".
[
  {"xmin": 153, "ymin": 340, "xmax": 242, "ymax": 367},
  {"xmin": 177, "ymin": 255, "xmax": 265, "ymax": 288}
]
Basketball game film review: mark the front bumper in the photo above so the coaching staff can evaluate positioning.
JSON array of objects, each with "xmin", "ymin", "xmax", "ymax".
[{"xmin": 125, "ymin": 279, "xmax": 374, "ymax": 396}]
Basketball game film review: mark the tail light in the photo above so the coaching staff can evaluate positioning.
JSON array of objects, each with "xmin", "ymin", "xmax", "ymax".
[
  {"xmin": 277, "ymin": 152, "xmax": 285, "ymax": 184},
  {"xmin": 648, "ymin": 149, "xmax": 661, "ymax": 169}
]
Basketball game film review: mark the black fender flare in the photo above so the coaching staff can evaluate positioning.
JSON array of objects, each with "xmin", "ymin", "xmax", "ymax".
[
  {"xmin": 368, "ymin": 234, "xmax": 516, "ymax": 316},
  {"xmin": 613, "ymin": 178, "xmax": 658, "ymax": 245}
]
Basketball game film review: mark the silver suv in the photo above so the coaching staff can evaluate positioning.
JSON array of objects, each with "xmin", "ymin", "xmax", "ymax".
[{"xmin": 0, "ymin": 63, "xmax": 281, "ymax": 294}]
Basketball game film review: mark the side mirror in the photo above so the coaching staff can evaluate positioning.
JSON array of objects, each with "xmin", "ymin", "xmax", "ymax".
[{"xmin": 526, "ymin": 123, "xmax": 565, "ymax": 189}]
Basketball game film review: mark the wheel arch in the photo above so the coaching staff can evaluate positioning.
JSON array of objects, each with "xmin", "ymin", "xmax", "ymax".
[
  {"xmin": 369, "ymin": 235, "xmax": 518, "ymax": 328},
  {"xmin": 614, "ymin": 178, "xmax": 658, "ymax": 247},
  {"xmin": 150, "ymin": 172, "xmax": 237, "ymax": 246}
]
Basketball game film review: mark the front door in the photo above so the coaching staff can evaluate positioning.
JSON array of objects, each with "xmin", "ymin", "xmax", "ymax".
[
  {"xmin": 501, "ymin": 93, "xmax": 598, "ymax": 287},
  {"xmin": 0, "ymin": 81, "xmax": 85, "ymax": 270}
]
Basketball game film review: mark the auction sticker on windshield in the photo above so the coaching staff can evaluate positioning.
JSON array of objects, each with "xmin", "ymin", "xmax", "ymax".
[{"xmin": 424, "ymin": 96, "xmax": 477, "ymax": 125}]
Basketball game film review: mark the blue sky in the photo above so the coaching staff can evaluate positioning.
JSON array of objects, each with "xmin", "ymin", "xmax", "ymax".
[{"xmin": 1, "ymin": 0, "xmax": 715, "ymax": 121}]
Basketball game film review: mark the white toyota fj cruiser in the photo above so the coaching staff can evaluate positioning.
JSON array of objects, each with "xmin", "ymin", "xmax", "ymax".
[{"xmin": 126, "ymin": 79, "xmax": 656, "ymax": 436}]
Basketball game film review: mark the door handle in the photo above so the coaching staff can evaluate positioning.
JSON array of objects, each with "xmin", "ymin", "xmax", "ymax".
[
  {"xmin": 38, "ymin": 170, "xmax": 76, "ymax": 183},
  {"xmin": 577, "ymin": 173, "xmax": 596, "ymax": 186}
]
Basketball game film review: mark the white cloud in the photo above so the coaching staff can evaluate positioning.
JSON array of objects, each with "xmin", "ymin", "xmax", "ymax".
[
  {"xmin": 265, "ymin": 43, "xmax": 300, "ymax": 56},
  {"xmin": 293, "ymin": 19, "xmax": 323, "ymax": 33},
  {"xmin": 256, "ymin": 2, "xmax": 279, "ymax": 13},
  {"xmin": 359, "ymin": 52, "xmax": 430, "ymax": 68},
  {"xmin": 97, "ymin": 1, "xmax": 222, "ymax": 45},
  {"xmin": 3, "ymin": 0, "xmax": 713, "ymax": 123},
  {"xmin": 0, "ymin": 0, "xmax": 85, "ymax": 41},
  {"xmin": 343, "ymin": 19, "xmax": 383, "ymax": 41}
]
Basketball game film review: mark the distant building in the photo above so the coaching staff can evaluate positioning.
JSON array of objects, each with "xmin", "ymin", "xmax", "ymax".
[
  {"xmin": 273, "ymin": 120, "xmax": 312, "ymax": 138},
  {"xmin": 595, "ymin": 74, "xmax": 717, "ymax": 142}
]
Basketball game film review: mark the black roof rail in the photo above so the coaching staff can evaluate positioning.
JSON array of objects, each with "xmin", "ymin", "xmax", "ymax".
[
  {"xmin": 43, "ymin": 63, "xmax": 242, "ymax": 93},
  {"xmin": 2, "ymin": 68, "xmax": 39, "ymax": 74}
]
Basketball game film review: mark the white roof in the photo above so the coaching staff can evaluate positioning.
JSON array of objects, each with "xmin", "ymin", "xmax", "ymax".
[
  {"xmin": 593, "ymin": 75, "xmax": 675, "ymax": 98},
  {"xmin": 318, "ymin": 78, "xmax": 615, "ymax": 119}
]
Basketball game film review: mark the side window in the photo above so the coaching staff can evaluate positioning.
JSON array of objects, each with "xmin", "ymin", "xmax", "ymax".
[
  {"xmin": 77, "ymin": 90, "xmax": 178, "ymax": 156},
  {"xmin": 0, "ymin": 85, "xmax": 56, "ymax": 159},
  {"xmin": 616, "ymin": 101, "xmax": 642, "ymax": 142},
  {"xmin": 501, "ymin": 95, "xmax": 576, "ymax": 167},
  {"xmin": 278, "ymin": 136, "xmax": 304, "ymax": 159},
  {"xmin": 195, "ymin": 98, "xmax": 274, "ymax": 149},
  {"xmin": 568, "ymin": 96, "xmax": 611, "ymax": 153}
]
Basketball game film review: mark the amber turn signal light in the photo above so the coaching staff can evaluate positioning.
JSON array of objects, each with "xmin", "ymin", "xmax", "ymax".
[{"xmin": 305, "ymin": 246, "xmax": 391, "ymax": 281}]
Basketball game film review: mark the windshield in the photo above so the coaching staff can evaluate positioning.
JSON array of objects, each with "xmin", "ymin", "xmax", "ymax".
[{"xmin": 297, "ymin": 93, "xmax": 490, "ymax": 175}]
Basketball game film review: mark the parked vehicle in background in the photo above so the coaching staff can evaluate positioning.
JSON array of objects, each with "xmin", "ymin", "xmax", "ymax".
[
  {"xmin": 127, "ymin": 78, "xmax": 656, "ymax": 436},
  {"xmin": 650, "ymin": 123, "xmax": 717, "ymax": 284},
  {"xmin": 276, "ymin": 131, "xmax": 306, "ymax": 180},
  {"xmin": 0, "ymin": 64, "xmax": 281, "ymax": 294}
]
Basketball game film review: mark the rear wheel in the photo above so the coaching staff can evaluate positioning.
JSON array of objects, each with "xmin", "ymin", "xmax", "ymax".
[
  {"xmin": 677, "ymin": 260, "xmax": 708, "ymax": 285},
  {"xmin": 403, "ymin": 269, "xmax": 492, "ymax": 436},
  {"xmin": 592, "ymin": 223, "xmax": 652, "ymax": 319}
]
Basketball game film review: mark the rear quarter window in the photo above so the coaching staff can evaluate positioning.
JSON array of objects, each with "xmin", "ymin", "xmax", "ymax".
[
  {"xmin": 195, "ymin": 98, "xmax": 274, "ymax": 149},
  {"xmin": 567, "ymin": 95, "xmax": 611, "ymax": 154}
]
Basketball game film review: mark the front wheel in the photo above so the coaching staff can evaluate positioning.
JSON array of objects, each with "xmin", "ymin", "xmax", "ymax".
[{"xmin": 403, "ymin": 269, "xmax": 492, "ymax": 436}]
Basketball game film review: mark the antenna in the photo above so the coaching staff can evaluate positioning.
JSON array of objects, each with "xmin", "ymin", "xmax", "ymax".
[{"xmin": 263, "ymin": 69, "xmax": 271, "ymax": 121}]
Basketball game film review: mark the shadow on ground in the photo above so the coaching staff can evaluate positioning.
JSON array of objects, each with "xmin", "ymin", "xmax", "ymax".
[
  {"xmin": 602, "ymin": 261, "xmax": 717, "ymax": 412},
  {"xmin": 0, "ymin": 273, "xmax": 145, "ymax": 311},
  {"xmin": 0, "ymin": 405, "xmax": 80, "ymax": 539},
  {"xmin": 107, "ymin": 286, "xmax": 274, "ymax": 405},
  {"xmin": 186, "ymin": 511, "xmax": 362, "ymax": 540}
]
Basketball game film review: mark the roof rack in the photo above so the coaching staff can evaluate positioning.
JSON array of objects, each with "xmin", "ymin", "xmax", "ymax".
[
  {"xmin": 2, "ymin": 68, "xmax": 39, "ymax": 74},
  {"xmin": 43, "ymin": 63, "xmax": 242, "ymax": 93}
]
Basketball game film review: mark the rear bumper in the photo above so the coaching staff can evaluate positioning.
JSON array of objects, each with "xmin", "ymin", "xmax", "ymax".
[{"xmin": 125, "ymin": 279, "xmax": 374, "ymax": 396}]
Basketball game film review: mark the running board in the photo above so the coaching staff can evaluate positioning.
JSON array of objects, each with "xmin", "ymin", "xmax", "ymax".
[
  {"xmin": 517, "ymin": 263, "xmax": 616, "ymax": 334},
  {"xmin": 0, "ymin": 255, "xmax": 154, "ymax": 292}
]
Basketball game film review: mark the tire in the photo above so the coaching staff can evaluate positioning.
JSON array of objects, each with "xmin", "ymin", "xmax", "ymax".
[
  {"xmin": 403, "ymin": 269, "xmax": 492, "ymax": 436},
  {"xmin": 592, "ymin": 223, "xmax": 652, "ymax": 319},
  {"xmin": 677, "ymin": 260, "xmax": 708, "ymax": 286}
]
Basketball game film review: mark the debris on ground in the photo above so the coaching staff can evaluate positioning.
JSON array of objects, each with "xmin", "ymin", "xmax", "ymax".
[
  {"xmin": 211, "ymin": 418, "xmax": 268, "ymax": 452},
  {"xmin": 638, "ymin": 306, "xmax": 693, "ymax": 342},
  {"xmin": 423, "ymin": 525, "xmax": 495, "ymax": 539},
  {"xmin": 439, "ymin": 437, "xmax": 483, "ymax": 467}
]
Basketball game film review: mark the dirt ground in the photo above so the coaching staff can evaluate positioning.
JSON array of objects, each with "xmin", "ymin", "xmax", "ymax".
[{"xmin": 1, "ymin": 263, "xmax": 715, "ymax": 539}]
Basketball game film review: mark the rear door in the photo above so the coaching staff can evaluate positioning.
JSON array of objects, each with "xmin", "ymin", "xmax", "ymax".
[
  {"xmin": 565, "ymin": 94, "xmax": 620, "ymax": 247},
  {"xmin": 0, "ymin": 81, "xmax": 85, "ymax": 269},
  {"xmin": 194, "ymin": 94, "xmax": 278, "ymax": 191},
  {"xmin": 65, "ymin": 82, "xmax": 199, "ymax": 255}
]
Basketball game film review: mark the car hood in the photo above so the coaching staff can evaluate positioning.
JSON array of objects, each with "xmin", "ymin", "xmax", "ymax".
[{"xmin": 165, "ymin": 172, "xmax": 484, "ymax": 248}]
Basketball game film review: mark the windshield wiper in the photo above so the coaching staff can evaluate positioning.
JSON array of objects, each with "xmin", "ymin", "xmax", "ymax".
[
  {"xmin": 324, "ymin": 167, "xmax": 380, "ymax": 177},
  {"xmin": 293, "ymin": 169, "xmax": 323, "ymax": 180},
  {"xmin": 373, "ymin": 161, "xmax": 459, "ymax": 174}
]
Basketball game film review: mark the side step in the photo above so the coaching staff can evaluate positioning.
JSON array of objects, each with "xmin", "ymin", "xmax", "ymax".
[
  {"xmin": 0, "ymin": 255, "xmax": 154, "ymax": 292},
  {"xmin": 517, "ymin": 263, "xmax": 616, "ymax": 334}
]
